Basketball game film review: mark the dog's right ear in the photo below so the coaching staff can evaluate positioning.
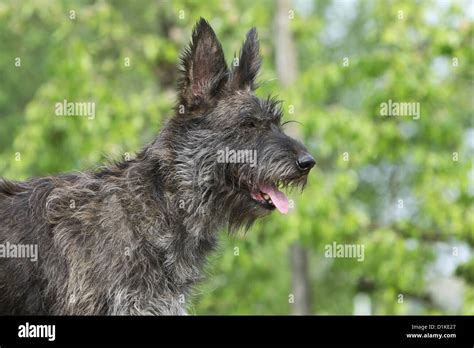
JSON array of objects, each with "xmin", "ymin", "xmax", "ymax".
[{"xmin": 177, "ymin": 18, "xmax": 229, "ymax": 113}]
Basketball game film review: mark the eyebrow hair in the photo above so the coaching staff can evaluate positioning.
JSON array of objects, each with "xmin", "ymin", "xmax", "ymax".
[{"xmin": 259, "ymin": 95, "xmax": 283, "ymax": 120}]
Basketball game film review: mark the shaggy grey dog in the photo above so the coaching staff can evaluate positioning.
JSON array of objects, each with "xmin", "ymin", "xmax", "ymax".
[{"xmin": 0, "ymin": 18, "xmax": 315, "ymax": 315}]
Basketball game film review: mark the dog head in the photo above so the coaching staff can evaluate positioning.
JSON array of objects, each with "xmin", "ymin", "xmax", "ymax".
[{"xmin": 165, "ymin": 18, "xmax": 315, "ymax": 229}]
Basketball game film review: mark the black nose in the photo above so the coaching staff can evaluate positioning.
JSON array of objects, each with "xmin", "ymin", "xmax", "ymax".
[{"xmin": 296, "ymin": 153, "xmax": 316, "ymax": 171}]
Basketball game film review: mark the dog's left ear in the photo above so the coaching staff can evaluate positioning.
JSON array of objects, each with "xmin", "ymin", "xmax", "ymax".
[
  {"xmin": 231, "ymin": 28, "xmax": 261, "ymax": 91},
  {"xmin": 178, "ymin": 18, "xmax": 229, "ymax": 112}
]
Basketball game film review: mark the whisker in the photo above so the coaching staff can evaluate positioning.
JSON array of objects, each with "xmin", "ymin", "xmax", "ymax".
[{"xmin": 281, "ymin": 120, "xmax": 303, "ymax": 127}]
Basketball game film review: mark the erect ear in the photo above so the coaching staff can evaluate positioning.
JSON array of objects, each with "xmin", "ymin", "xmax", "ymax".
[
  {"xmin": 231, "ymin": 28, "xmax": 261, "ymax": 91},
  {"xmin": 178, "ymin": 18, "xmax": 229, "ymax": 112}
]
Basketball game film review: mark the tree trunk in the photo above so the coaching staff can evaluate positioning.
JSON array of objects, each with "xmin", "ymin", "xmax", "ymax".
[
  {"xmin": 274, "ymin": 0, "xmax": 312, "ymax": 315},
  {"xmin": 289, "ymin": 243, "xmax": 312, "ymax": 314}
]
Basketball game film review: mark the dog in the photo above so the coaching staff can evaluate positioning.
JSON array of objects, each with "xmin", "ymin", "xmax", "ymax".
[{"xmin": 0, "ymin": 18, "xmax": 315, "ymax": 315}]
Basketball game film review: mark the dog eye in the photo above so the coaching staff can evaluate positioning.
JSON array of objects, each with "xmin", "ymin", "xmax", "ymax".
[{"xmin": 243, "ymin": 120, "xmax": 258, "ymax": 128}]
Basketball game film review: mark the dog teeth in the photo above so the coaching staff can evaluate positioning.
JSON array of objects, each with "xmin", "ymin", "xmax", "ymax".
[
  {"xmin": 268, "ymin": 199, "xmax": 273, "ymax": 204},
  {"xmin": 262, "ymin": 193, "xmax": 270, "ymax": 200}
]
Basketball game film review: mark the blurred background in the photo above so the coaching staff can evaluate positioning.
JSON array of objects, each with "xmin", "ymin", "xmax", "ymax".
[{"xmin": 0, "ymin": 0, "xmax": 472, "ymax": 314}]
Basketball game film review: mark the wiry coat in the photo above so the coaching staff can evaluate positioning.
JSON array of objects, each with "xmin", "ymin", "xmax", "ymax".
[{"xmin": 0, "ymin": 19, "xmax": 313, "ymax": 315}]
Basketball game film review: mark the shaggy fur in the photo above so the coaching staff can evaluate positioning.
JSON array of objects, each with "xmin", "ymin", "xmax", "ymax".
[{"xmin": 0, "ymin": 18, "xmax": 314, "ymax": 315}]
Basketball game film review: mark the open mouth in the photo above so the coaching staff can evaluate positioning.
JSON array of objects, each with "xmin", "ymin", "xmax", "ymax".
[{"xmin": 250, "ymin": 184, "xmax": 289, "ymax": 214}]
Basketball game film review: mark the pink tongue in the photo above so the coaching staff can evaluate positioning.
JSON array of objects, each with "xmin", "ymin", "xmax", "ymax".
[{"xmin": 261, "ymin": 185, "xmax": 289, "ymax": 214}]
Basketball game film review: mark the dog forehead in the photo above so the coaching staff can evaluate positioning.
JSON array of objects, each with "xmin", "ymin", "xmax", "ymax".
[
  {"xmin": 212, "ymin": 91, "xmax": 281, "ymax": 123},
  {"xmin": 212, "ymin": 92, "xmax": 252, "ymax": 113},
  {"xmin": 218, "ymin": 93, "xmax": 268, "ymax": 115}
]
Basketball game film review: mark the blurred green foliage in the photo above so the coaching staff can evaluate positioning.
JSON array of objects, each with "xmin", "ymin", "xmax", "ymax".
[{"xmin": 0, "ymin": 0, "xmax": 472, "ymax": 314}]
